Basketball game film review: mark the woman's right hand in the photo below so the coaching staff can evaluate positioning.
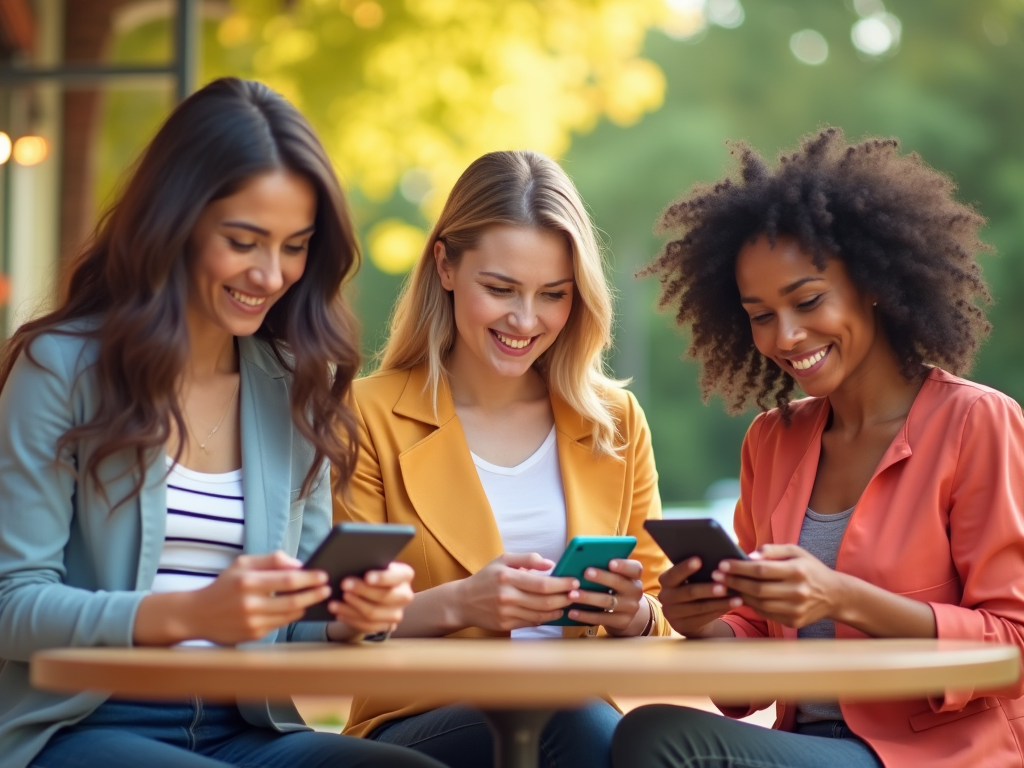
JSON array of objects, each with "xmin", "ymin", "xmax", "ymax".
[
  {"xmin": 134, "ymin": 551, "xmax": 332, "ymax": 646},
  {"xmin": 452, "ymin": 552, "xmax": 579, "ymax": 632},
  {"xmin": 658, "ymin": 557, "xmax": 742, "ymax": 638}
]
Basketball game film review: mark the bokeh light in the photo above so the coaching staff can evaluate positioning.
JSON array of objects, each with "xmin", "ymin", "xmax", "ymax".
[
  {"xmin": 790, "ymin": 29, "xmax": 829, "ymax": 66},
  {"xmin": 352, "ymin": 2, "xmax": 385, "ymax": 29},
  {"xmin": 368, "ymin": 219, "xmax": 427, "ymax": 274},
  {"xmin": 851, "ymin": 13, "xmax": 901, "ymax": 56},
  {"xmin": 217, "ymin": 14, "xmax": 250, "ymax": 47},
  {"xmin": 13, "ymin": 135, "xmax": 48, "ymax": 166},
  {"xmin": 0, "ymin": 132, "xmax": 11, "ymax": 165},
  {"xmin": 982, "ymin": 14, "xmax": 1008, "ymax": 47},
  {"xmin": 400, "ymin": 168, "xmax": 433, "ymax": 205},
  {"xmin": 852, "ymin": 0, "xmax": 886, "ymax": 17},
  {"xmin": 707, "ymin": 0, "xmax": 744, "ymax": 29},
  {"xmin": 662, "ymin": 0, "xmax": 708, "ymax": 40}
]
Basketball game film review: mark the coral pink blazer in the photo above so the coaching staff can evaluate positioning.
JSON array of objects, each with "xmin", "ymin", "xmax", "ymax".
[{"xmin": 721, "ymin": 368, "xmax": 1024, "ymax": 768}]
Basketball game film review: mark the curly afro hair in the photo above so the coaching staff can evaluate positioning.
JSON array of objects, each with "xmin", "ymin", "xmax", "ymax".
[{"xmin": 644, "ymin": 127, "xmax": 993, "ymax": 417}]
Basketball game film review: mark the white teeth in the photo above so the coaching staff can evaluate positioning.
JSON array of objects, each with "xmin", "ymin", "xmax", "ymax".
[
  {"xmin": 791, "ymin": 347, "xmax": 828, "ymax": 370},
  {"xmin": 228, "ymin": 289, "xmax": 267, "ymax": 307},
  {"xmin": 495, "ymin": 332, "xmax": 531, "ymax": 350}
]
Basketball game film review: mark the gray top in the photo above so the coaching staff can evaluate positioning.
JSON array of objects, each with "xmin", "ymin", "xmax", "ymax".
[{"xmin": 795, "ymin": 505, "xmax": 855, "ymax": 724}]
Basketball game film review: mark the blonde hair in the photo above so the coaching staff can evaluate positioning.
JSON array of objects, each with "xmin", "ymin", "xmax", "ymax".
[{"xmin": 379, "ymin": 150, "xmax": 625, "ymax": 455}]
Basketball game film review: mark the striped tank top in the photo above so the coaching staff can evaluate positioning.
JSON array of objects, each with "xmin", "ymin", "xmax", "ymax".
[{"xmin": 153, "ymin": 457, "xmax": 245, "ymax": 595}]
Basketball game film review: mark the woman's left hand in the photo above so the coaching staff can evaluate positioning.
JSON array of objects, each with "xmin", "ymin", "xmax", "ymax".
[
  {"xmin": 326, "ymin": 562, "xmax": 415, "ymax": 641},
  {"xmin": 566, "ymin": 558, "xmax": 650, "ymax": 636},
  {"xmin": 713, "ymin": 544, "xmax": 845, "ymax": 629}
]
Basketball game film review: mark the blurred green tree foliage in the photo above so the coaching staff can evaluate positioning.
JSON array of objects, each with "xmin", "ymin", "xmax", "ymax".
[
  {"xmin": 95, "ymin": 0, "xmax": 1024, "ymax": 503},
  {"xmin": 565, "ymin": 0, "xmax": 1024, "ymax": 502}
]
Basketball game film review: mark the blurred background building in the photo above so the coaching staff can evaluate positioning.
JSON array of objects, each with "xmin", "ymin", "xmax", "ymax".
[{"xmin": 2, "ymin": 0, "xmax": 1022, "ymax": 515}]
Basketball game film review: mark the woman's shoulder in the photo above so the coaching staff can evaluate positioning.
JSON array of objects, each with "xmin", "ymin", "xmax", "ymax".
[
  {"xmin": 753, "ymin": 396, "xmax": 825, "ymax": 429},
  {"xmin": 742, "ymin": 396, "xmax": 827, "ymax": 453},
  {"xmin": 602, "ymin": 384, "xmax": 644, "ymax": 424},
  {"xmin": 353, "ymin": 367, "xmax": 415, "ymax": 404},
  {"xmin": 925, "ymin": 367, "xmax": 1017, "ymax": 402},
  {"xmin": 917, "ymin": 367, "xmax": 1023, "ymax": 424},
  {"xmin": 350, "ymin": 367, "xmax": 426, "ymax": 430},
  {"xmin": 17, "ymin": 319, "xmax": 103, "ymax": 381}
]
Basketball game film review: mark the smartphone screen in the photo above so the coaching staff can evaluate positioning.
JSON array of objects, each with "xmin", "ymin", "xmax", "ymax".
[
  {"xmin": 643, "ymin": 518, "xmax": 748, "ymax": 583},
  {"xmin": 542, "ymin": 535, "xmax": 636, "ymax": 626}
]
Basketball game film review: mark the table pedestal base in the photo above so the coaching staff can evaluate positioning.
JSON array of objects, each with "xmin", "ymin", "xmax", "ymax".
[{"xmin": 481, "ymin": 708, "xmax": 557, "ymax": 768}]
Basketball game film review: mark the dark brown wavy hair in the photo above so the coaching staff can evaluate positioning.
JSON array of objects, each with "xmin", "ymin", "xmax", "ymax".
[
  {"xmin": 0, "ymin": 77, "xmax": 360, "ymax": 499},
  {"xmin": 645, "ymin": 127, "xmax": 992, "ymax": 417}
]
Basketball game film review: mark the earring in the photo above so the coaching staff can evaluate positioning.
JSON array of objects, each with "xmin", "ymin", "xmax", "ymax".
[{"xmin": 872, "ymin": 301, "xmax": 878, "ymax": 307}]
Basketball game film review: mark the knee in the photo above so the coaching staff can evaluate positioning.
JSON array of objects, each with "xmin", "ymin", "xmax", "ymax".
[
  {"xmin": 543, "ymin": 701, "xmax": 620, "ymax": 754},
  {"xmin": 612, "ymin": 705, "xmax": 718, "ymax": 767},
  {"xmin": 615, "ymin": 704, "xmax": 689, "ymax": 744}
]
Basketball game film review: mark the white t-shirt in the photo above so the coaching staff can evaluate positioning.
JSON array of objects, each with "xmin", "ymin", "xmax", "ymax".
[{"xmin": 472, "ymin": 426, "xmax": 567, "ymax": 640}]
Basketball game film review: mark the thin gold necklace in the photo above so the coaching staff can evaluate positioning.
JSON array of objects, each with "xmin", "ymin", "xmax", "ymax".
[{"xmin": 185, "ymin": 379, "xmax": 239, "ymax": 454}]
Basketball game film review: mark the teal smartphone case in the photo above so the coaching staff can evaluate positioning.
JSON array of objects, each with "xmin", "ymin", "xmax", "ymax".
[{"xmin": 542, "ymin": 535, "xmax": 637, "ymax": 626}]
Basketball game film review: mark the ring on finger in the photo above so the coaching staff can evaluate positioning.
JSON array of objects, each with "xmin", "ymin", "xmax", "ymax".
[{"xmin": 607, "ymin": 595, "xmax": 618, "ymax": 613}]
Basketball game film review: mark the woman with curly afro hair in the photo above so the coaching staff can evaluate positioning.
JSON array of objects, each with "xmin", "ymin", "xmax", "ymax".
[{"xmin": 612, "ymin": 128, "xmax": 1024, "ymax": 768}]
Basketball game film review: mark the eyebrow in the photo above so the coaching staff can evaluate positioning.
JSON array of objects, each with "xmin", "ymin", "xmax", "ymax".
[
  {"xmin": 479, "ymin": 271, "xmax": 574, "ymax": 288},
  {"xmin": 221, "ymin": 221, "xmax": 316, "ymax": 238},
  {"xmin": 740, "ymin": 277, "xmax": 824, "ymax": 304}
]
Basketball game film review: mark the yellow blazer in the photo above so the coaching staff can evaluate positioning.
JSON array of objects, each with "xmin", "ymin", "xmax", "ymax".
[{"xmin": 334, "ymin": 363, "xmax": 672, "ymax": 737}]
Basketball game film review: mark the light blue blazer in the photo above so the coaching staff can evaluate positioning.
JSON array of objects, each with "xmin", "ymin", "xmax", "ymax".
[{"xmin": 0, "ymin": 326, "xmax": 333, "ymax": 768}]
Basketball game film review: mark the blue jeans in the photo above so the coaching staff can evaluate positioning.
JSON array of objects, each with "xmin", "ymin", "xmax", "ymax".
[
  {"xmin": 31, "ymin": 698, "xmax": 446, "ymax": 768},
  {"xmin": 370, "ymin": 700, "xmax": 621, "ymax": 768},
  {"xmin": 612, "ymin": 705, "xmax": 884, "ymax": 768}
]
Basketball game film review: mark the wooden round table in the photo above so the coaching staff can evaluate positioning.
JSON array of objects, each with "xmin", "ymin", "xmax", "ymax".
[{"xmin": 32, "ymin": 637, "xmax": 1020, "ymax": 768}]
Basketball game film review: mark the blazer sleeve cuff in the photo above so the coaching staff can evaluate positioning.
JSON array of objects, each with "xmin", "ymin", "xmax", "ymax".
[
  {"xmin": 927, "ymin": 601, "xmax": 1023, "ymax": 711},
  {"xmin": 646, "ymin": 593, "xmax": 673, "ymax": 637},
  {"xmin": 286, "ymin": 621, "xmax": 330, "ymax": 643},
  {"xmin": 721, "ymin": 614, "xmax": 764, "ymax": 638},
  {"xmin": 110, "ymin": 589, "xmax": 149, "ymax": 648}
]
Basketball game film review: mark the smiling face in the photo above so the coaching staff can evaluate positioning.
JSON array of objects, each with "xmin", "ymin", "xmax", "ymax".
[
  {"xmin": 188, "ymin": 169, "xmax": 316, "ymax": 339},
  {"xmin": 436, "ymin": 225, "xmax": 575, "ymax": 381},
  {"xmin": 735, "ymin": 234, "xmax": 883, "ymax": 398}
]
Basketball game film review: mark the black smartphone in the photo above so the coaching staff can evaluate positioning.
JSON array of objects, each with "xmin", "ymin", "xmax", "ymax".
[
  {"xmin": 299, "ymin": 522, "xmax": 415, "ymax": 621},
  {"xmin": 643, "ymin": 518, "xmax": 749, "ymax": 583}
]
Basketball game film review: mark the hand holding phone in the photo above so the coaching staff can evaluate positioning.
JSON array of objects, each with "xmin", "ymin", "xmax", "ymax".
[
  {"xmin": 542, "ymin": 536, "xmax": 637, "ymax": 627},
  {"xmin": 300, "ymin": 522, "xmax": 415, "ymax": 622},
  {"xmin": 453, "ymin": 552, "xmax": 579, "ymax": 633},
  {"xmin": 325, "ymin": 560, "xmax": 416, "ymax": 641},
  {"xmin": 644, "ymin": 519, "xmax": 748, "ymax": 638}
]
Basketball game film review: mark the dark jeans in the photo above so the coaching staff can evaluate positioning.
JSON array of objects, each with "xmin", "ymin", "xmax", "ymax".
[
  {"xmin": 370, "ymin": 700, "xmax": 621, "ymax": 768},
  {"xmin": 612, "ymin": 705, "xmax": 885, "ymax": 768},
  {"xmin": 31, "ymin": 698, "xmax": 446, "ymax": 768}
]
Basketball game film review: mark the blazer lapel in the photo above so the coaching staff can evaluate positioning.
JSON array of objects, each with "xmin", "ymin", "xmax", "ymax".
[
  {"xmin": 396, "ymin": 367, "xmax": 504, "ymax": 575},
  {"xmin": 134, "ymin": 449, "xmax": 169, "ymax": 589},
  {"xmin": 769, "ymin": 393, "xmax": 915, "ymax": 553},
  {"xmin": 765, "ymin": 402, "xmax": 827, "ymax": 639},
  {"xmin": 769, "ymin": 400, "xmax": 830, "ymax": 554},
  {"xmin": 238, "ymin": 337, "xmax": 292, "ymax": 556},
  {"xmin": 553, "ymin": 393, "xmax": 626, "ymax": 541}
]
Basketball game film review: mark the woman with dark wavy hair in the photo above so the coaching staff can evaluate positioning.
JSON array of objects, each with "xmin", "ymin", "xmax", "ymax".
[
  {"xmin": 0, "ymin": 78, "xmax": 443, "ymax": 768},
  {"xmin": 613, "ymin": 128, "xmax": 1024, "ymax": 768}
]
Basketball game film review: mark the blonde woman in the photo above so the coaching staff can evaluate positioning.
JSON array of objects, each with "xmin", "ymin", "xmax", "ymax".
[{"xmin": 334, "ymin": 150, "xmax": 672, "ymax": 768}]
